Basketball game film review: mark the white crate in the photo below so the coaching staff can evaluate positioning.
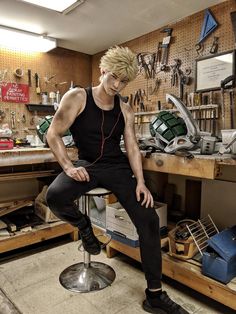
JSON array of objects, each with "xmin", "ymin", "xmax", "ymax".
[
  {"xmin": 106, "ymin": 202, "xmax": 138, "ymax": 241},
  {"xmin": 106, "ymin": 201, "xmax": 167, "ymax": 246}
]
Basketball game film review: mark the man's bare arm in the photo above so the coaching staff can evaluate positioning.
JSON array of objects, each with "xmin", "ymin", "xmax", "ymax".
[
  {"xmin": 46, "ymin": 88, "xmax": 89, "ymax": 181},
  {"xmin": 122, "ymin": 104, "xmax": 153, "ymax": 207}
]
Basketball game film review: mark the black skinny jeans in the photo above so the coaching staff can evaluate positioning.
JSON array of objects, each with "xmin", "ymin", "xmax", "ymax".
[{"xmin": 46, "ymin": 160, "xmax": 162, "ymax": 289}]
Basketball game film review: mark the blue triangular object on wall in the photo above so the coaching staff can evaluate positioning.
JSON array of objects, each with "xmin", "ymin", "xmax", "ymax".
[{"xmin": 199, "ymin": 9, "xmax": 218, "ymax": 43}]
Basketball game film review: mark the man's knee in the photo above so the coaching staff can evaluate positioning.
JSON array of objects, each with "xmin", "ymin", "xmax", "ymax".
[{"xmin": 46, "ymin": 184, "xmax": 64, "ymax": 209}]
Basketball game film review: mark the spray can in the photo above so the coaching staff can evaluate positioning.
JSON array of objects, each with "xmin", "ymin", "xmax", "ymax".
[
  {"xmin": 41, "ymin": 92, "xmax": 48, "ymax": 105},
  {"xmin": 56, "ymin": 91, "xmax": 61, "ymax": 104}
]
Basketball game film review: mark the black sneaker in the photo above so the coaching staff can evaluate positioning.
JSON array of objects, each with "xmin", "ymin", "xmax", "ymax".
[
  {"xmin": 79, "ymin": 218, "xmax": 101, "ymax": 255},
  {"xmin": 143, "ymin": 290, "xmax": 189, "ymax": 314}
]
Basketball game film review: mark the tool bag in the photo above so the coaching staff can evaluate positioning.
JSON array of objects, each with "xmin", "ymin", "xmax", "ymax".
[{"xmin": 202, "ymin": 225, "xmax": 236, "ymax": 284}]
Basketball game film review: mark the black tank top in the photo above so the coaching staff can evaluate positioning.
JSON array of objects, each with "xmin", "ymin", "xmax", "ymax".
[{"xmin": 70, "ymin": 87, "xmax": 128, "ymax": 164}]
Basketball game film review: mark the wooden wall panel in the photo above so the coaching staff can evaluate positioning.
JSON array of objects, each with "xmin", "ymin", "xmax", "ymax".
[
  {"xmin": 92, "ymin": 0, "xmax": 236, "ymax": 133},
  {"xmin": 0, "ymin": 47, "xmax": 91, "ymax": 138}
]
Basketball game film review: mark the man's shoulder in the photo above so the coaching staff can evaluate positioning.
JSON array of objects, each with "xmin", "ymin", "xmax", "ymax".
[
  {"xmin": 66, "ymin": 87, "xmax": 86, "ymax": 101},
  {"xmin": 62, "ymin": 87, "xmax": 86, "ymax": 104},
  {"xmin": 120, "ymin": 102, "xmax": 134, "ymax": 124}
]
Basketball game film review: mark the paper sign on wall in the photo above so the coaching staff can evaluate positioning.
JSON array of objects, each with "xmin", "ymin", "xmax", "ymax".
[{"xmin": 0, "ymin": 82, "xmax": 29, "ymax": 103}]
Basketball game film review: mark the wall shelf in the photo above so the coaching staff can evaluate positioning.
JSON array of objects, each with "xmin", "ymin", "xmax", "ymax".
[{"xmin": 25, "ymin": 104, "xmax": 55, "ymax": 114}]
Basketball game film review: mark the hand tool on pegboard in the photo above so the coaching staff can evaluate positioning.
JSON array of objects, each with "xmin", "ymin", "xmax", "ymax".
[
  {"xmin": 170, "ymin": 59, "xmax": 181, "ymax": 87},
  {"xmin": 10, "ymin": 111, "xmax": 16, "ymax": 129},
  {"xmin": 160, "ymin": 28, "xmax": 172, "ymax": 71},
  {"xmin": 180, "ymin": 75, "xmax": 190, "ymax": 102},
  {"xmin": 27, "ymin": 69, "xmax": 32, "ymax": 87},
  {"xmin": 195, "ymin": 43, "xmax": 204, "ymax": 56},
  {"xmin": 44, "ymin": 74, "xmax": 56, "ymax": 84},
  {"xmin": 209, "ymin": 36, "xmax": 219, "ymax": 54},
  {"xmin": 170, "ymin": 59, "xmax": 191, "ymax": 101},
  {"xmin": 137, "ymin": 53, "xmax": 150, "ymax": 79},
  {"xmin": 54, "ymin": 81, "xmax": 67, "ymax": 88},
  {"xmin": 149, "ymin": 78, "xmax": 161, "ymax": 95},
  {"xmin": 0, "ymin": 110, "xmax": 5, "ymax": 122},
  {"xmin": 34, "ymin": 73, "xmax": 41, "ymax": 95},
  {"xmin": 154, "ymin": 42, "xmax": 162, "ymax": 75},
  {"xmin": 133, "ymin": 89, "xmax": 145, "ymax": 112},
  {"xmin": 139, "ymin": 89, "xmax": 145, "ymax": 111},
  {"xmin": 151, "ymin": 53, "xmax": 157, "ymax": 79}
]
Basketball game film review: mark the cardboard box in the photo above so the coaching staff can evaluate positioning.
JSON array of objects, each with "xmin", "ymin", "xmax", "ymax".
[{"xmin": 34, "ymin": 186, "xmax": 60, "ymax": 223}]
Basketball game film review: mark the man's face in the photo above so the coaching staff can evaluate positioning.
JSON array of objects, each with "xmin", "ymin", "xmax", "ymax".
[{"xmin": 102, "ymin": 71, "xmax": 129, "ymax": 96}]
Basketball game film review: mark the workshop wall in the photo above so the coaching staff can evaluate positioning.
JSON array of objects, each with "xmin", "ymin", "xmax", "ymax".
[
  {"xmin": 92, "ymin": 0, "xmax": 236, "ymax": 133},
  {"xmin": 0, "ymin": 47, "xmax": 92, "ymax": 139},
  {"xmin": 91, "ymin": 0, "xmax": 236, "ymax": 229}
]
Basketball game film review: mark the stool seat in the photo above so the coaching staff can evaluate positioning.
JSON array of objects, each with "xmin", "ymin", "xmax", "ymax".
[
  {"xmin": 85, "ymin": 187, "xmax": 111, "ymax": 196},
  {"xmin": 59, "ymin": 186, "xmax": 116, "ymax": 293}
]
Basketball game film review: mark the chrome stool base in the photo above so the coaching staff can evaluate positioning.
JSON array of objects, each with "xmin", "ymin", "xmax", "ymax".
[
  {"xmin": 59, "ymin": 261, "xmax": 116, "ymax": 293},
  {"xmin": 59, "ymin": 188, "xmax": 115, "ymax": 293}
]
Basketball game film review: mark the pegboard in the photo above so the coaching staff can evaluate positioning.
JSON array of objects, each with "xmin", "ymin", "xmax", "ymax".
[
  {"xmin": 0, "ymin": 47, "xmax": 91, "ymax": 138},
  {"xmin": 92, "ymin": 0, "xmax": 236, "ymax": 134}
]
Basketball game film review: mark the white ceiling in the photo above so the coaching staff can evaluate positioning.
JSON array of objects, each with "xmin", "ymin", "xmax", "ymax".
[{"xmin": 0, "ymin": 0, "xmax": 226, "ymax": 55}]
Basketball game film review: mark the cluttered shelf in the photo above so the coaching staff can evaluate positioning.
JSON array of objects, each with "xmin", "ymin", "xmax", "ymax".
[
  {"xmin": 94, "ymin": 226, "xmax": 236, "ymax": 310},
  {"xmin": 0, "ymin": 147, "xmax": 79, "ymax": 255},
  {"xmin": 0, "ymin": 221, "xmax": 78, "ymax": 254}
]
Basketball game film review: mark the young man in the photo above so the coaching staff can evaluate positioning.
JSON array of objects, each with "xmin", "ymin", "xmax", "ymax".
[{"xmin": 46, "ymin": 46, "xmax": 188, "ymax": 314}]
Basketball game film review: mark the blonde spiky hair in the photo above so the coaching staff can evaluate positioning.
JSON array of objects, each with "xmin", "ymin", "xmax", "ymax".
[{"xmin": 99, "ymin": 46, "xmax": 138, "ymax": 82}]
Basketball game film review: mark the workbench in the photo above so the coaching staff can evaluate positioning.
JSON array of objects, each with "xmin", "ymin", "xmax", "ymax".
[
  {"xmin": 0, "ymin": 147, "xmax": 235, "ymax": 309},
  {"xmin": 102, "ymin": 151, "xmax": 236, "ymax": 310},
  {"xmin": 0, "ymin": 147, "xmax": 79, "ymax": 254}
]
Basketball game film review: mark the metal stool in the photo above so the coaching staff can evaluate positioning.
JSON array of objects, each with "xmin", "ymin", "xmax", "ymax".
[{"xmin": 59, "ymin": 187, "xmax": 116, "ymax": 293}]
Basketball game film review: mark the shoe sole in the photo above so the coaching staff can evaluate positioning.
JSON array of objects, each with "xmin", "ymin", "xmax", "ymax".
[
  {"xmin": 88, "ymin": 249, "xmax": 101, "ymax": 255},
  {"xmin": 83, "ymin": 246, "xmax": 101, "ymax": 255},
  {"xmin": 142, "ymin": 300, "xmax": 167, "ymax": 314}
]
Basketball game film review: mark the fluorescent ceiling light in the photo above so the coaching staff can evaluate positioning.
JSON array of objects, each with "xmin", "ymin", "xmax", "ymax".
[
  {"xmin": 19, "ymin": 0, "xmax": 85, "ymax": 14},
  {"xmin": 0, "ymin": 26, "xmax": 57, "ymax": 52}
]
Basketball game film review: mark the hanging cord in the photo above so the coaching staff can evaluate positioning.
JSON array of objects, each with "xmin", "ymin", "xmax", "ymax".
[{"xmin": 85, "ymin": 110, "xmax": 122, "ymax": 168}]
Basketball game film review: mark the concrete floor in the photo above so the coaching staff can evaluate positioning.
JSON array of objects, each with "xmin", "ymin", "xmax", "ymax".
[{"xmin": 0, "ymin": 238, "xmax": 235, "ymax": 314}]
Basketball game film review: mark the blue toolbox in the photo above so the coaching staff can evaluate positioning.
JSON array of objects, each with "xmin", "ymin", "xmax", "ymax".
[{"xmin": 202, "ymin": 225, "xmax": 236, "ymax": 284}]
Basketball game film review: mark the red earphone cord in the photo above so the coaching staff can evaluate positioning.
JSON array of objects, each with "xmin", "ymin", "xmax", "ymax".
[{"xmin": 85, "ymin": 110, "xmax": 122, "ymax": 168}]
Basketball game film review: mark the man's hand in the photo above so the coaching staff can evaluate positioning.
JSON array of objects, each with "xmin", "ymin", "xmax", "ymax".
[
  {"xmin": 136, "ymin": 181, "xmax": 154, "ymax": 208},
  {"xmin": 65, "ymin": 166, "xmax": 90, "ymax": 182}
]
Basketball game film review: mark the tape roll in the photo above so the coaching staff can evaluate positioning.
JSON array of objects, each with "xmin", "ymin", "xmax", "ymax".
[{"xmin": 14, "ymin": 68, "xmax": 24, "ymax": 78}]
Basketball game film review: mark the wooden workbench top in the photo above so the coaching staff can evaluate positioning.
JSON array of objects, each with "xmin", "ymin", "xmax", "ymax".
[
  {"xmin": 0, "ymin": 147, "xmax": 78, "ymax": 167},
  {"xmin": 1, "ymin": 146, "xmax": 235, "ymax": 179},
  {"xmin": 142, "ymin": 152, "xmax": 236, "ymax": 179}
]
